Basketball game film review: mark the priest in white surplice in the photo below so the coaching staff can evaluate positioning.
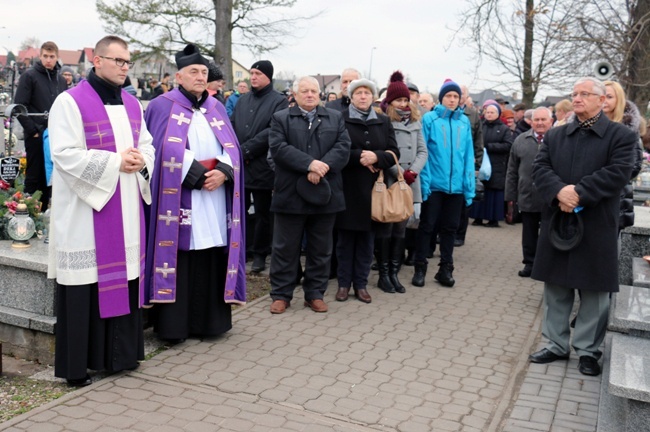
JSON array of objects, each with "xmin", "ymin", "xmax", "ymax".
[
  {"xmin": 143, "ymin": 44, "xmax": 246, "ymax": 344},
  {"xmin": 47, "ymin": 36, "xmax": 155, "ymax": 387}
]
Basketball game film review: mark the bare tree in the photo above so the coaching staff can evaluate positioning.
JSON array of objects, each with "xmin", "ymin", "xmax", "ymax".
[
  {"xmin": 19, "ymin": 37, "xmax": 41, "ymax": 51},
  {"xmin": 96, "ymin": 0, "xmax": 318, "ymax": 87},
  {"xmin": 562, "ymin": 0, "xmax": 650, "ymax": 112},
  {"xmin": 454, "ymin": 0, "xmax": 579, "ymax": 106}
]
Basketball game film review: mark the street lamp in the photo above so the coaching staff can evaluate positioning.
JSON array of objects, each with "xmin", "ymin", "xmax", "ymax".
[{"xmin": 368, "ymin": 47, "xmax": 377, "ymax": 81}]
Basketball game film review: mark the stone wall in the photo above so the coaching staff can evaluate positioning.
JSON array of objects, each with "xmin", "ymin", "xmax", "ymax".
[{"xmin": 0, "ymin": 240, "xmax": 56, "ymax": 364}]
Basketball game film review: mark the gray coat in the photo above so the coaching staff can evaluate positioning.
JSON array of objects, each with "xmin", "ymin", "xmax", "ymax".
[
  {"xmin": 387, "ymin": 120, "xmax": 428, "ymax": 203},
  {"xmin": 531, "ymin": 114, "xmax": 637, "ymax": 292},
  {"xmin": 505, "ymin": 129, "xmax": 544, "ymax": 213}
]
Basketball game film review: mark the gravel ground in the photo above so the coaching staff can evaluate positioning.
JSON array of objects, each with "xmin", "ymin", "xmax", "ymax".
[{"xmin": 0, "ymin": 272, "xmax": 271, "ymax": 423}]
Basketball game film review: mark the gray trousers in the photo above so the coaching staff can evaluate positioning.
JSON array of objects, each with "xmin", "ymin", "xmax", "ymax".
[{"xmin": 542, "ymin": 282, "xmax": 610, "ymax": 359}]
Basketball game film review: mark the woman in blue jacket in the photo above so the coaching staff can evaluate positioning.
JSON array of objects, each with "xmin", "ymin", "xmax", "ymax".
[{"xmin": 412, "ymin": 79, "xmax": 475, "ymax": 288}]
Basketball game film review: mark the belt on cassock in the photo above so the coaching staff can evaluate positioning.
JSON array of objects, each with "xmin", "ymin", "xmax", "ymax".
[{"xmin": 199, "ymin": 158, "xmax": 218, "ymax": 171}]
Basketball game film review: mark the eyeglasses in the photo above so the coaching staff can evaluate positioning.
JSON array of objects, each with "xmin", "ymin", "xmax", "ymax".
[
  {"xmin": 99, "ymin": 56, "xmax": 134, "ymax": 68},
  {"xmin": 571, "ymin": 91, "xmax": 601, "ymax": 99}
]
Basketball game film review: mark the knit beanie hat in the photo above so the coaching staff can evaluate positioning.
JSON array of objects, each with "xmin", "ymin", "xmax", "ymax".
[
  {"xmin": 60, "ymin": 66, "xmax": 74, "ymax": 75},
  {"xmin": 384, "ymin": 71, "xmax": 411, "ymax": 105},
  {"xmin": 207, "ymin": 61, "xmax": 224, "ymax": 83},
  {"xmin": 250, "ymin": 60, "xmax": 274, "ymax": 81},
  {"xmin": 439, "ymin": 78, "xmax": 461, "ymax": 101},
  {"xmin": 502, "ymin": 109, "xmax": 515, "ymax": 119},
  {"xmin": 484, "ymin": 102, "xmax": 502, "ymax": 117}
]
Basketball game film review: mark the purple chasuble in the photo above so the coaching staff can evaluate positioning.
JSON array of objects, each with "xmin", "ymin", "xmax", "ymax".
[
  {"xmin": 146, "ymin": 89, "xmax": 247, "ymax": 305},
  {"xmin": 67, "ymin": 80, "xmax": 146, "ymax": 319}
]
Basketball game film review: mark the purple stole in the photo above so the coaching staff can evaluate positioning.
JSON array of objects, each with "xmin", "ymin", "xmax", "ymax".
[
  {"xmin": 67, "ymin": 81, "xmax": 146, "ymax": 319},
  {"xmin": 150, "ymin": 91, "xmax": 246, "ymax": 304}
]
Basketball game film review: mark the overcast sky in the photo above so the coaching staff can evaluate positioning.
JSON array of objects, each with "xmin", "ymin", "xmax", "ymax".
[{"xmin": 4, "ymin": 0, "xmax": 560, "ymax": 100}]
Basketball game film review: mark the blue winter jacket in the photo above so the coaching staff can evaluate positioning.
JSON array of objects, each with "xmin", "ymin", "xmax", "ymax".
[{"xmin": 419, "ymin": 104, "xmax": 475, "ymax": 205}]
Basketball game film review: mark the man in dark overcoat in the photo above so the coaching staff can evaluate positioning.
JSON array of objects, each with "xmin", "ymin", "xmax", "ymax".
[
  {"xmin": 267, "ymin": 76, "xmax": 351, "ymax": 314},
  {"xmin": 529, "ymin": 77, "xmax": 637, "ymax": 376}
]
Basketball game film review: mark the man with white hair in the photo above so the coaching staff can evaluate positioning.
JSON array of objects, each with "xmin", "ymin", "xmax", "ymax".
[
  {"xmin": 528, "ymin": 77, "xmax": 636, "ymax": 377},
  {"xmin": 326, "ymin": 67, "xmax": 361, "ymax": 112},
  {"xmin": 268, "ymin": 76, "xmax": 351, "ymax": 314},
  {"xmin": 418, "ymin": 93, "xmax": 435, "ymax": 112},
  {"xmin": 144, "ymin": 43, "xmax": 247, "ymax": 343},
  {"xmin": 505, "ymin": 107, "xmax": 553, "ymax": 277}
]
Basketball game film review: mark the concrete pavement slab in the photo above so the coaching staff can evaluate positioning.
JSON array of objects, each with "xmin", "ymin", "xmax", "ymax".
[{"xmin": 1, "ymin": 223, "xmax": 603, "ymax": 431}]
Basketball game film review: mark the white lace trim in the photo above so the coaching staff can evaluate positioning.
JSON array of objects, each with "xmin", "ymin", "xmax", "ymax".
[{"xmin": 57, "ymin": 244, "xmax": 140, "ymax": 271}]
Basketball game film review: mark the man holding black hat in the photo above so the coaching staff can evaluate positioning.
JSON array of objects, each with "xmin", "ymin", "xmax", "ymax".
[
  {"xmin": 267, "ymin": 76, "xmax": 351, "ymax": 314},
  {"xmin": 231, "ymin": 60, "xmax": 289, "ymax": 273},
  {"xmin": 144, "ymin": 43, "xmax": 247, "ymax": 343},
  {"xmin": 528, "ymin": 77, "xmax": 636, "ymax": 376}
]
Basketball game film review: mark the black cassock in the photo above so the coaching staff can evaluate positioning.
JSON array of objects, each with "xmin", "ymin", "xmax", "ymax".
[
  {"xmin": 55, "ymin": 279, "xmax": 144, "ymax": 380},
  {"xmin": 152, "ymin": 247, "xmax": 232, "ymax": 341}
]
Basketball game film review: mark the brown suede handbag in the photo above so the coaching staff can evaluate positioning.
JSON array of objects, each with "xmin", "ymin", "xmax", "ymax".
[{"xmin": 371, "ymin": 151, "xmax": 414, "ymax": 223}]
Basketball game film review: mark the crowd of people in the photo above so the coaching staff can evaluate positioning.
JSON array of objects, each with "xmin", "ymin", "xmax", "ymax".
[{"xmin": 12, "ymin": 37, "xmax": 650, "ymax": 386}]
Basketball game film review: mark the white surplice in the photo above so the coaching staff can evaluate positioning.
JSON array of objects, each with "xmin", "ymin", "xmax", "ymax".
[
  {"xmin": 180, "ymin": 109, "xmax": 230, "ymax": 250},
  {"xmin": 47, "ymin": 92, "xmax": 155, "ymax": 285}
]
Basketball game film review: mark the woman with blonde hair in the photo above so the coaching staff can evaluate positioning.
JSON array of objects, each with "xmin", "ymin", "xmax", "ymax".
[
  {"xmin": 603, "ymin": 80, "xmax": 645, "ymax": 231},
  {"xmin": 553, "ymin": 99, "xmax": 572, "ymax": 127}
]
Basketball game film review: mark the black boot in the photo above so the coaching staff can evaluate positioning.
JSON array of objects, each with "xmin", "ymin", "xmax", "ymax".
[
  {"xmin": 377, "ymin": 238, "xmax": 395, "ymax": 293},
  {"xmin": 412, "ymin": 261, "xmax": 427, "ymax": 287},
  {"xmin": 435, "ymin": 262, "xmax": 455, "ymax": 287},
  {"xmin": 389, "ymin": 238, "xmax": 406, "ymax": 293}
]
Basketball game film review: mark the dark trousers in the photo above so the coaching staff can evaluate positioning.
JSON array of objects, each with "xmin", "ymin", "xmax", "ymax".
[
  {"xmin": 245, "ymin": 189, "xmax": 273, "ymax": 257},
  {"xmin": 24, "ymin": 134, "xmax": 50, "ymax": 210},
  {"xmin": 337, "ymin": 229, "xmax": 375, "ymax": 289},
  {"xmin": 456, "ymin": 202, "xmax": 469, "ymax": 241},
  {"xmin": 270, "ymin": 213, "xmax": 336, "ymax": 302},
  {"xmin": 521, "ymin": 211, "xmax": 541, "ymax": 266},
  {"xmin": 414, "ymin": 192, "xmax": 464, "ymax": 264}
]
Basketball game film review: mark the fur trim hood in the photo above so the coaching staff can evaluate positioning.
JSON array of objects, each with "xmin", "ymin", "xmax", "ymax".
[{"xmin": 621, "ymin": 100, "xmax": 642, "ymax": 133}]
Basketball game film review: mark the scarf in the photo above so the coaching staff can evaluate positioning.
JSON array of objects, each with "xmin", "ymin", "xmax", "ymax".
[
  {"xmin": 578, "ymin": 110, "xmax": 602, "ymax": 129},
  {"xmin": 396, "ymin": 107, "xmax": 412, "ymax": 125},
  {"xmin": 299, "ymin": 107, "xmax": 317, "ymax": 124},
  {"xmin": 349, "ymin": 104, "xmax": 377, "ymax": 121}
]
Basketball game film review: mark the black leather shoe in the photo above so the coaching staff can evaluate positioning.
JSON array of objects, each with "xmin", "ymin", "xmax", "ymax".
[
  {"xmin": 251, "ymin": 255, "xmax": 266, "ymax": 273},
  {"xmin": 67, "ymin": 375, "xmax": 92, "ymax": 387},
  {"xmin": 518, "ymin": 265, "xmax": 532, "ymax": 277},
  {"xmin": 528, "ymin": 348, "xmax": 569, "ymax": 364},
  {"xmin": 578, "ymin": 356, "xmax": 601, "ymax": 376}
]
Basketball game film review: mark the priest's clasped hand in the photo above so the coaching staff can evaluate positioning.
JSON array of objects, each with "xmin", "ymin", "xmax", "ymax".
[
  {"xmin": 120, "ymin": 148, "xmax": 145, "ymax": 173},
  {"xmin": 203, "ymin": 170, "xmax": 226, "ymax": 191}
]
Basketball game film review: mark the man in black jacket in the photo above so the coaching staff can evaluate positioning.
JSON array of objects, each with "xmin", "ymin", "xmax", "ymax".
[
  {"xmin": 231, "ymin": 60, "xmax": 288, "ymax": 272},
  {"xmin": 325, "ymin": 68, "xmax": 360, "ymax": 112},
  {"xmin": 14, "ymin": 41, "xmax": 67, "ymax": 210},
  {"xmin": 267, "ymin": 76, "xmax": 351, "ymax": 314}
]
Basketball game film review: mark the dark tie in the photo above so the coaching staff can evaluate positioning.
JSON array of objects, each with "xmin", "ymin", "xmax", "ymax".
[{"xmin": 537, "ymin": 134, "xmax": 543, "ymax": 143}]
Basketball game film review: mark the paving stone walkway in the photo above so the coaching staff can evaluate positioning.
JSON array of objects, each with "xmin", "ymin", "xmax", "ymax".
[{"xmin": 0, "ymin": 222, "xmax": 601, "ymax": 432}]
